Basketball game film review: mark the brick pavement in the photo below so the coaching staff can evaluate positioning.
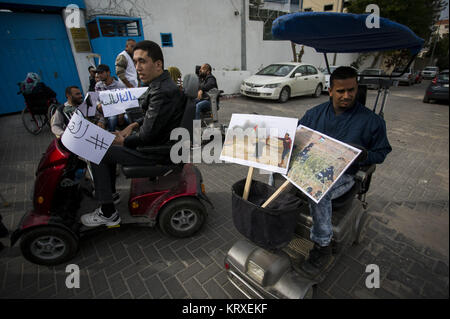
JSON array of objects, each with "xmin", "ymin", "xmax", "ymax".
[{"xmin": 0, "ymin": 81, "xmax": 448, "ymax": 299}]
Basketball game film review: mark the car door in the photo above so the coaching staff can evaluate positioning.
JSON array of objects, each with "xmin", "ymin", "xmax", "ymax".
[
  {"xmin": 306, "ymin": 65, "xmax": 321, "ymax": 93},
  {"xmin": 291, "ymin": 65, "xmax": 308, "ymax": 96}
]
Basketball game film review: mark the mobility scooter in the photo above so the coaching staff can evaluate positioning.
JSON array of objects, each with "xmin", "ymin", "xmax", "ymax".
[
  {"xmin": 224, "ymin": 12, "xmax": 424, "ymax": 299},
  {"xmin": 11, "ymin": 74, "xmax": 211, "ymax": 266}
]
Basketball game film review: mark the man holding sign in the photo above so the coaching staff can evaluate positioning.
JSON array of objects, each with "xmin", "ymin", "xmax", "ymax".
[
  {"xmin": 298, "ymin": 67, "xmax": 392, "ymax": 277},
  {"xmin": 80, "ymin": 40, "xmax": 185, "ymax": 227}
]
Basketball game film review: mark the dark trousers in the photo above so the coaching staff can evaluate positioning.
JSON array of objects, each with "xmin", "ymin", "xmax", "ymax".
[{"xmin": 91, "ymin": 145, "xmax": 162, "ymax": 204}]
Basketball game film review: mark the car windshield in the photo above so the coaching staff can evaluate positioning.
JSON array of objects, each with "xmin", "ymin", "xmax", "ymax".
[
  {"xmin": 393, "ymin": 67, "xmax": 410, "ymax": 73},
  {"xmin": 256, "ymin": 64, "xmax": 295, "ymax": 77},
  {"xmin": 438, "ymin": 73, "xmax": 449, "ymax": 82},
  {"xmin": 362, "ymin": 69, "xmax": 380, "ymax": 75},
  {"xmin": 321, "ymin": 66, "xmax": 338, "ymax": 75},
  {"xmin": 425, "ymin": 67, "xmax": 438, "ymax": 71}
]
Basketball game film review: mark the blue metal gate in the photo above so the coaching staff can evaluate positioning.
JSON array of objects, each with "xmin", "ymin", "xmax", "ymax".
[{"xmin": 0, "ymin": 12, "xmax": 81, "ymax": 114}]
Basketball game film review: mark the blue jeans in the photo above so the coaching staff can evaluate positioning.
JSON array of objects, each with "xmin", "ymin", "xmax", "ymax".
[
  {"xmin": 195, "ymin": 99, "xmax": 211, "ymax": 120},
  {"xmin": 107, "ymin": 114, "xmax": 130, "ymax": 132},
  {"xmin": 308, "ymin": 174, "xmax": 355, "ymax": 247}
]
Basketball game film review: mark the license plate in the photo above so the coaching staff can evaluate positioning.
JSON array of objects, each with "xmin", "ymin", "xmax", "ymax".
[
  {"xmin": 247, "ymin": 88, "xmax": 257, "ymax": 92},
  {"xmin": 444, "ymin": 84, "xmax": 449, "ymax": 88}
]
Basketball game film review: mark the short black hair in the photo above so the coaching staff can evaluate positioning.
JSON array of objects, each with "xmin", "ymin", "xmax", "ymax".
[
  {"xmin": 65, "ymin": 86, "xmax": 80, "ymax": 97},
  {"xmin": 127, "ymin": 39, "xmax": 136, "ymax": 43},
  {"xmin": 134, "ymin": 40, "xmax": 164, "ymax": 69},
  {"xmin": 330, "ymin": 66, "xmax": 358, "ymax": 88},
  {"xmin": 88, "ymin": 66, "xmax": 95, "ymax": 71}
]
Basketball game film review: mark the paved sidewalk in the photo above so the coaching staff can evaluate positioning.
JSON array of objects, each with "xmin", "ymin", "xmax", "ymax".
[{"xmin": 0, "ymin": 82, "xmax": 448, "ymax": 299}]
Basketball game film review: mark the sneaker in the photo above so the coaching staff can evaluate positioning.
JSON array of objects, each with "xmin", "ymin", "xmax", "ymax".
[
  {"xmin": 112, "ymin": 192, "xmax": 121, "ymax": 205},
  {"xmin": 80, "ymin": 207, "xmax": 121, "ymax": 227},
  {"xmin": 300, "ymin": 244, "xmax": 333, "ymax": 278}
]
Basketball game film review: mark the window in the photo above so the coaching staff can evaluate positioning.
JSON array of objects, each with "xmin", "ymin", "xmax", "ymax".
[
  {"xmin": 293, "ymin": 65, "xmax": 307, "ymax": 76},
  {"xmin": 98, "ymin": 19, "xmax": 141, "ymax": 37},
  {"xmin": 306, "ymin": 65, "xmax": 318, "ymax": 75},
  {"xmin": 160, "ymin": 33, "xmax": 173, "ymax": 47},
  {"xmin": 87, "ymin": 21, "xmax": 100, "ymax": 39},
  {"xmin": 291, "ymin": 0, "xmax": 300, "ymax": 5},
  {"xmin": 304, "ymin": 8, "xmax": 313, "ymax": 11},
  {"xmin": 265, "ymin": 0, "xmax": 288, "ymax": 3},
  {"xmin": 324, "ymin": 4, "xmax": 334, "ymax": 11}
]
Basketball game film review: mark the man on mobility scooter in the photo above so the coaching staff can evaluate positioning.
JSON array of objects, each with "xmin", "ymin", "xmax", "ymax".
[
  {"xmin": 298, "ymin": 66, "xmax": 392, "ymax": 277},
  {"xmin": 81, "ymin": 40, "xmax": 188, "ymax": 227},
  {"xmin": 11, "ymin": 41, "xmax": 210, "ymax": 266}
]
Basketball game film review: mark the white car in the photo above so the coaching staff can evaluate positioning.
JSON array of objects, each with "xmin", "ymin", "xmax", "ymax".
[
  {"xmin": 421, "ymin": 66, "xmax": 439, "ymax": 79},
  {"xmin": 320, "ymin": 65, "xmax": 340, "ymax": 91},
  {"xmin": 240, "ymin": 62, "xmax": 325, "ymax": 103}
]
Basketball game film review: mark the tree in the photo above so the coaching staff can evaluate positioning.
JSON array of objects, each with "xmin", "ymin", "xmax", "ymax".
[
  {"xmin": 346, "ymin": 0, "xmax": 445, "ymax": 69},
  {"xmin": 426, "ymin": 33, "xmax": 449, "ymax": 69}
]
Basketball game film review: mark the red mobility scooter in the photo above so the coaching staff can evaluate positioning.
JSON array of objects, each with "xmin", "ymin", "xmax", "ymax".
[{"xmin": 11, "ymin": 74, "xmax": 211, "ymax": 266}]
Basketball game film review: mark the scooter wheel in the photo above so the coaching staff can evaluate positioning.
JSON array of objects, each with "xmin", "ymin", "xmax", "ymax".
[
  {"xmin": 158, "ymin": 197, "xmax": 206, "ymax": 238},
  {"xmin": 20, "ymin": 226, "xmax": 79, "ymax": 266}
]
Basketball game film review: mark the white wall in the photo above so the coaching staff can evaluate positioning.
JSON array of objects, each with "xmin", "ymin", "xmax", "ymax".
[{"xmin": 83, "ymin": 0, "xmax": 360, "ymax": 93}]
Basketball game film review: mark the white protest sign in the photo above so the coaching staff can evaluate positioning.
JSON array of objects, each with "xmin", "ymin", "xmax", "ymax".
[
  {"xmin": 78, "ymin": 92, "xmax": 99, "ymax": 117},
  {"xmin": 98, "ymin": 88, "xmax": 147, "ymax": 117},
  {"xmin": 61, "ymin": 111, "xmax": 115, "ymax": 164}
]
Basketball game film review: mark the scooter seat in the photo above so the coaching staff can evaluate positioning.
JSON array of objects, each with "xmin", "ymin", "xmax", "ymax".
[{"xmin": 121, "ymin": 164, "xmax": 181, "ymax": 179}]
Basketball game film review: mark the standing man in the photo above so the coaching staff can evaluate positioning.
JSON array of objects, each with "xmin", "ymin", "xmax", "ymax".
[
  {"xmin": 80, "ymin": 40, "xmax": 185, "ymax": 227},
  {"xmin": 298, "ymin": 66, "xmax": 392, "ymax": 277},
  {"xmin": 94, "ymin": 64, "xmax": 128, "ymax": 131},
  {"xmin": 88, "ymin": 66, "xmax": 96, "ymax": 91},
  {"xmin": 195, "ymin": 63, "xmax": 218, "ymax": 119},
  {"xmin": 116, "ymin": 39, "xmax": 138, "ymax": 88}
]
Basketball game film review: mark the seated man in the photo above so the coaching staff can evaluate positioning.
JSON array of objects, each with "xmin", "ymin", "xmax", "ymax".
[
  {"xmin": 298, "ymin": 66, "xmax": 392, "ymax": 277},
  {"xmin": 195, "ymin": 63, "xmax": 218, "ymax": 119},
  {"xmin": 50, "ymin": 86, "xmax": 84, "ymax": 138},
  {"xmin": 80, "ymin": 40, "xmax": 185, "ymax": 227},
  {"xmin": 94, "ymin": 64, "xmax": 129, "ymax": 131}
]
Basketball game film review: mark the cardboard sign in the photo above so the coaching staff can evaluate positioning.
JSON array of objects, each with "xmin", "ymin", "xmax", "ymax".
[
  {"xmin": 98, "ymin": 88, "xmax": 147, "ymax": 117},
  {"xmin": 61, "ymin": 111, "xmax": 115, "ymax": 164}
]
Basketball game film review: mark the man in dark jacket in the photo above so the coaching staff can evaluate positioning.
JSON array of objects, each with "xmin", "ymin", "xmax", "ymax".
[
  {"xmin": 81, "ymin": 40, "xmax": 185, "ymax": 227},
  {"xmin": 298, "ymin": 66, "xmax": 392, "ymax": 277},
  {"xmin": 195, "ymin": 63, "xmax": 218, "ymax": 119}
]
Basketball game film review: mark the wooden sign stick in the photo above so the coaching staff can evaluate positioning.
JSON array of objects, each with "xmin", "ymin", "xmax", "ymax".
[
  {"xmin": 261, "ymin": 180, "xmax": 290, "ymax": 208},
  {"xmin": 242, "ymin": 166, "xmax": 254, "ymax": 200}
]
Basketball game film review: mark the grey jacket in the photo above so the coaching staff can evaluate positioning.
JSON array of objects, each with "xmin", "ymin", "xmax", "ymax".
[{"xmin": 124, "ymin": 70, "xmax": 185, "ymax": 149}]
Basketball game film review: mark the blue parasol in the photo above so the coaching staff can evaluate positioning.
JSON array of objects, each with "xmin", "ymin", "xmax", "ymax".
[{"xmin": 272, "ymin": 12, "xmax": 424, "ymax": 54}]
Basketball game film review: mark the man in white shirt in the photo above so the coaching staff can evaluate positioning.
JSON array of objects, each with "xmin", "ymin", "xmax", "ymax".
[{"xmin": 115, "ymin": 39, "xmax": 138, "ymax": 88}]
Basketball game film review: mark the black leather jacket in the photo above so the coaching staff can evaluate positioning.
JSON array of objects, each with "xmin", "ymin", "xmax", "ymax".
[
  {"xmin": 124, "ymin": 70, "xmax": 185, "ymax": 149},
  {"xmin": 199, "ymin": 74, "xmax": 218, "ymax": 100}
]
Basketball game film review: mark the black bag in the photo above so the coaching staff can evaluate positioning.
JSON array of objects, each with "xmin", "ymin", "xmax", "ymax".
[{"xmin": 231, "ymin": 179, "xmax": 303, "ymax": 250}]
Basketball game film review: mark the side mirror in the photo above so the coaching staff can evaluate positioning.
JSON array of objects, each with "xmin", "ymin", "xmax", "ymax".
[{"xmin": 295, "ymin": 73, "xmax": 303, "ymax": 77}]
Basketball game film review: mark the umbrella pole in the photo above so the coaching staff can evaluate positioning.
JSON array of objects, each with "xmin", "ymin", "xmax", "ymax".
[
  {"xmin": 243, "ymin": 167, "xmax": 254, "ymax": 200},
  {"xmin": 261, "ymin": 180, "xmax": 291, "ymax": 208}
]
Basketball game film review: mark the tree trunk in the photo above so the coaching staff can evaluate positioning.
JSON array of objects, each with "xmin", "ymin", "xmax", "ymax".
[{"xmin": 291, "ymin": 42, "xmax": 297, "ymax": 62}]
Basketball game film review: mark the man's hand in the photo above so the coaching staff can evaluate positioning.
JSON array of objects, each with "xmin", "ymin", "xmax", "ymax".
[
  {"xmin": 197, "ymin": 90, "xmax": 203, "ymax": 100},
  {"xmin": 113, "ymin": 131, "xmax": 125, "ymax": 146},
  {"xmin": 97, "ymin": 122, "xmax": 105, "ymax": 129},
  {"xmin": 120, "ymin": 122, "xmax": 139, "ymax": 138},
  {"xmin": 97, "ymin": 103, "xmax": 103, "ymax": 114}
]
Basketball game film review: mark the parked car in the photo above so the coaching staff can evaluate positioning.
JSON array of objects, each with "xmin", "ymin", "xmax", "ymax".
[
  {"xmin": 240, "ymin": 62, "xmax": 325, "ymax": 103},
  {"xmin": 320, "ymin": 65, "xmax": 339, "ymax": 91},
  {"xmin": 423, "ymin": 70, "xmax": 449, "ymax": 103},
  {"xmin": 359, "ymin": 68, "xmax": 386, "ymax": 89},
  {"xmin": 391, "ymin": 66, "xmax": 414, "ymax": 86},
  {"xmin": 422, "ymin": 66, "xmax": 439, "ymax": 79}
]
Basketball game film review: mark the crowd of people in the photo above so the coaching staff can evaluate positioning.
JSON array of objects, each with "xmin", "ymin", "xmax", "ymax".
[{"xmin": 9, "ymin": 39, "xmax": 392, "ymax": 276}]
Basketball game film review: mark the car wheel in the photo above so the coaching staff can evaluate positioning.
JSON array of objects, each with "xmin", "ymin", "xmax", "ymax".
[
  {"xmin": 423, "ymin": 95, "xmax": 430, "ymax": 103},
  {"xmin": 158, "ymin": 197, "xmax": 207, "ymax": 238},
  {"xmin": 20, "ymin": 226, "xmax": 79, "ymax": 266},
  {"xmin": 278, "ymin": 86, "xmax": 290, "ymax": 103},
  {"xmin": 313, "ymin": 84, "xmax": 323, "ymax": 98}
]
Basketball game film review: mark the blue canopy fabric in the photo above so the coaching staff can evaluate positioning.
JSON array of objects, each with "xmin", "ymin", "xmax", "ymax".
[{"xmin": 272, "ymin": 12, "xmax": 424, "ymax": 54}]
